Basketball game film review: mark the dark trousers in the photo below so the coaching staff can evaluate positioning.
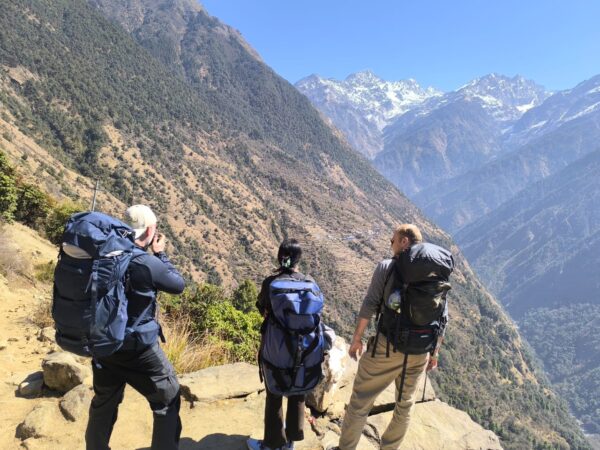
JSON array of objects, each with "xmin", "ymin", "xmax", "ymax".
[
  {"xmin": 263, "ymin": 388, "xmax": 305, "ymax": 449},
  {"xmin": 85, "ymin": 342, "xmax": 182, "ymax": 450}
]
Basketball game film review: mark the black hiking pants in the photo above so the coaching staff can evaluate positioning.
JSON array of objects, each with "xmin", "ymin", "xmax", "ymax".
[
  {"xmin": 85, "ymin": 342, "xmax": 181, "ymax": 450},
  {"xmin": 264, "ymin": 388, "xmax": 305, "ymax": 449}
]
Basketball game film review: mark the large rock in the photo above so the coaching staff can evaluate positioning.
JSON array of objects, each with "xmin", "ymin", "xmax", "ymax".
[
  {"xmin": 18, "ymin": 371, "xmax": 44, "ymax": 397},
  {"xmin": 367, "ymin": 400, "xmax": 502, "ymax": 449},
  {"xmin": 42, "ymin": 351, "xmax": 90, "ymax": 393},
  {"xmin": 307, "ymin": 337, "xmax": 357, "ymax": 413},
  {"xmin": 179, "ymin": 362, "xmax": 264, "ymax": 404},
  {"xmin": 16, "ymin": 403, "xmax": 58, "ymax": 440},
  {"xmin": 60, "ymin": 384, "xmax": 93, "ymax": 421}
]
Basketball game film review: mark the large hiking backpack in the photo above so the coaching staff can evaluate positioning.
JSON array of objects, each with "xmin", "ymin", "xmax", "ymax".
[
  {"xmin": 259, "ymin": 276, "xmax": 326, "ymax": 397},
  {"xmin": 52, "ymin": 211, "xmax": 136, "ymax": 358},
  {"xmin": 375, "ymin": 242, "xmax": 454, "ymax": 356}
]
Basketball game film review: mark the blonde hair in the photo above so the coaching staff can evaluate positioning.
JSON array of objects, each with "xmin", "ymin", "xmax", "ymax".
[{"xmin": 395, "ymin": 224, "xmax": 422, "ymax": 244}]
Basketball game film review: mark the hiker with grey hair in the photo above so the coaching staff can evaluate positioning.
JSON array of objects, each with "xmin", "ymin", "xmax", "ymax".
[
  {"xmin": 338, "ymin": 224, "xmax": 453, "ymax": 450},
  {"xmin": 86, "ymin": 205, "xmax": 186, "ymax": 450}
]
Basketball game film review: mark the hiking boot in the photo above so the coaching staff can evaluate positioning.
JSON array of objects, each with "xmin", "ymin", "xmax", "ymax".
[{"xmin": 246, "ymin": 438, "xmax": 285, "ymax": 450}]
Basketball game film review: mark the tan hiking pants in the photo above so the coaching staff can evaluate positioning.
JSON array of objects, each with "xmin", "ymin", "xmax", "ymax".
[{"xmin": 339, "ymin": 338, "xmax": 429, "ymax": 450}]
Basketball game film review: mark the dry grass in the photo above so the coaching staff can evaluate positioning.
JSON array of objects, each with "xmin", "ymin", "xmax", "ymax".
[
  {"xmin": 0, "ymin": 229, "xmax": 31, "ymax": 280},
  {"xmin": 31, "ymin": 295, "xmax": 53, "ymax": 329},
  {"xmin": 34, "ymin": 260, "xmax": 55, "ymax": 283},
  {"xmin": 161, "ymin": 316, "xmax": 233, "ymax": 374}
]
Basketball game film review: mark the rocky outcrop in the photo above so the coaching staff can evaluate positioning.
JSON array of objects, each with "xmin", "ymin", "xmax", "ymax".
[
  {"xmin": 11, "ymin": 357, "xmax": 501, "ymax": 449},
  {"xmin": 179, "ymin": 362, "xmax": 264, "ymax": 405},
  {"xmin": 368, "ymin": 400, "xmax": 502, "ymax": 449},
  {"xmin": 306, "ymin": 337, "xmax": 357, "ymax": 413}
]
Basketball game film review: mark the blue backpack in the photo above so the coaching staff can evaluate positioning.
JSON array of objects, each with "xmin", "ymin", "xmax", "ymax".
[
  {"xmin": 52, "ymin": 211, "xmax": 137, "ymax": 358},
  {"xmin": 259, "ymin": 276, "xmax": 326, "ymax": 396}
]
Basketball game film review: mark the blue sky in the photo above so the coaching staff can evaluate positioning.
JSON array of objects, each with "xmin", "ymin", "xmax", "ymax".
[{"xmin": 200, "ymin": 0, "xmax": 600, "ymax": 92}]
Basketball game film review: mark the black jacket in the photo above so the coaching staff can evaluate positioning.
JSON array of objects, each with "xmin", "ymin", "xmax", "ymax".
[{"xmin": 121, "ymin": 248, "xmax": 185, "ymax": 349}]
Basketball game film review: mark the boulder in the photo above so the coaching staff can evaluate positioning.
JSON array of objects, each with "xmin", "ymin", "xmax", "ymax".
[
  {"xmin": 18, "ymin": 371, "xmax": 44, "ymax": 397},
  {"xmin": 367, "ymin": 400, "xmax": 502, "ymax": 449},
  {"xmin": 42, "ymin": 351, "xmax": 90, "ymax": 393},
  {"xmin": 60, "ymin": 384, "xmax": 93, "ymax": 421},
  {"xmin": 306, "ymin": 337, "xmax": 358, "ymax": 413},
  {"xmin": 16, "ymin": 402, "xmax": 58, "ymax": 440},
  {"xmin": 179, "ymin": 362, "xmax": 264, "ymax": 404}
]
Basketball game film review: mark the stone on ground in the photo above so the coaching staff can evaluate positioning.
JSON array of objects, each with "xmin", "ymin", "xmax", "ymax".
[
  {"xmin": 18, "ymin": 371, "xmax": 44, "ymax": 397},
  {"xmin": 16, "ymin": 402, "xmax": 59, "ymax": 439},
  {"xmin": 60, "ymin": 384, "xmax": 93, "ymax": 421},
  {"xmin": 41, "ymin": 351, "xmax": 90, "ymax": 393},
  {"xmin": 179, "ymin": 362, "xmax": 264, "ymax": 404}
]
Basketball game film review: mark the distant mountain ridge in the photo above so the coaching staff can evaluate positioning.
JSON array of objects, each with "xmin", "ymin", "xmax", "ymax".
[
  {"xmin": 295, "ymin": 71, "xmax": 441, "ymax": 157},
  {"xmin": 298, "ymin": 71, "xmax": 550, "ymax": 197}
]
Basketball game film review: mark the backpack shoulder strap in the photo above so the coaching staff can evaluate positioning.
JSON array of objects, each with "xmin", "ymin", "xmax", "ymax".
[
  {"xmin": 375, "ymin": 258, "xmax": 398, "ymax": 319},
  {"xmin": 371, "ymin": 258, "xmax": 398, "ymax": 358}
]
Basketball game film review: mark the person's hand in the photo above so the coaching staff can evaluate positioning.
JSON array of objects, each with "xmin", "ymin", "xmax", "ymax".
[
  {"xmin": 152, "ymin": 233, "xmax": 166, "ymax": 253},
  {"xmin": 349, "ymin": 339, "xmax": 363, "ymax": 361},
  {"xmin": 426, "ymin": 354, "xmax": 438, "ymax": 372}
]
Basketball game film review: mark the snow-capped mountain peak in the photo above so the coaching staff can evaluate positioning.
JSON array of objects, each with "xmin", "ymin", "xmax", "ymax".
[
  {"xmin": 295, "ymin": 71, "xmax": 442, "ymax": 157},
  {"xmin": 454, "ymin": 73, "xmax": 550, "ymax": 121},
  {"xmin": 296, "ymin": 71, "xmax": 442, "ymax": 130}
]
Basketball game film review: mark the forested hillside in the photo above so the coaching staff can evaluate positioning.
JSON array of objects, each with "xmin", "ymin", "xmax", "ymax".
[
  {"xmin": 520, "ymin": 304, "xmax": 600, "ymax": 436},
  {"xmin": 0, "ymin": 0, "xmax": 590, "ymax": 447}
]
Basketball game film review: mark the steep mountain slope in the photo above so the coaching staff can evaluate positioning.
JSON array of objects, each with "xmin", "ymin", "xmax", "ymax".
[
  {"xmin": 416, "ymin": 105, "xmax": 600, "ymax": 232},
  {"xmin": 456, "ymin": 147, "xmax": 600, "ymax": 317},
  {"xmin": 295, "ymin": 71, "xmax": 440, "ymax": 158},
  {"xmin": 455, "ymin": 148, "xmax": 600, "ymax": 436},
  {"xmin": 0, "ymin": 0, "xmax": 590, "ymax": 447},
  {"xmin": 375, "ymin": 100, "xmax": 503, "ymax": 196},
  {"xmin": 509, "ymin": 75, "xmax": 600, "ymax": 147},
  {"xmin": 520, "ymin": 303, "xmax": 600, "ymax": 436},
  {"xmin": 375, "ymin": 74, "xmax": 549, "ymax": 197}
]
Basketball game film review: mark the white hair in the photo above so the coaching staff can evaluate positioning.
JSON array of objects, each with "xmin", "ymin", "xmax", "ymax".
[{"xmin": 125, "ymin": 204, "xmax": 157, "ymax": 239}]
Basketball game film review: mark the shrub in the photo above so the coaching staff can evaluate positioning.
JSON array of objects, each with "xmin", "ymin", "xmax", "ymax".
[
  {"xmin": 15, "ymin": 183, "xmax": 51, "ymax": 229},
  {"xmin": 0, "ymin": 151, "xmax": 17, "ymax": 222},
  {"xmin": 203, "ymin": 300, "xmax": 262, "ymax": 362},
  {"xmin": 231, "ymin": 279, "xmax": 258, "ymax": 313},
  {"xmin": 160, "ymin": 279, "xmax": 262, "ymax": 364},
  {"xmin": 44, "ymin": 202, "xmax": 84, "ymax": 244},
  {"xmin": 0, "ymin": 172, "xmax": 17, "ymax": 222}
]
